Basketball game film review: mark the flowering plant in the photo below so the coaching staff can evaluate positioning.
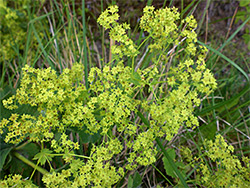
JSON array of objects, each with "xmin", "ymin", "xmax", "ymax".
[
  {"xmin": 0, "ymin": 0, "xmax": 43, "ymax": 61},
  {"xmin": 0, "ymin": 5, "xmax": 222, "ymax": 187}
]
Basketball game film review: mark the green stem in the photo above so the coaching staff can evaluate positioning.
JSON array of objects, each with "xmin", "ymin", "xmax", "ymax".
[
  {"xmin": 132, "ymin": 56, "xmax": 135, "ymax": 74},
  {"xmin": 151, "ymin": 164, "xmax": 173, "ymax": 186},
  {"xmin": 15, "ymin": 141, "xmax": 29, "ymax": 150},
  {"xmin": 13, "ymin": 151, "xmax": 49, "ymax": 175},
  {"xmin": 48, "ymin": 153, "xmax": 90, "ymax": 159},
  {"xmin": 137, "ymin": 35, "xmax": 151, "ymax": 51}
]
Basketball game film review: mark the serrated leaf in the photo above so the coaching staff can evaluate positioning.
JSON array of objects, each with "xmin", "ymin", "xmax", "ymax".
[
  {"xmin": 0, "ymin": 135, "xmax": 14, "ymax": 171},
  {"xmin": 163, "ymin": 156, "xmax": 186, "ymax": 179},
  {"xmin": 33, "ymin": 148, "xmax": 53, "ymax": 165},
  {"xmin": 167, "ymin": 148, "xmax": 176, "ymax": 160},
  {"xmin": 163, "ymin": 156, "xmax": 176, "ymax": 178}
]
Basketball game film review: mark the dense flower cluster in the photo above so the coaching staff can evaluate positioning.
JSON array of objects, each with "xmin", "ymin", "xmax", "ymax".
[
  {"xmin": 43, "ymin": 138, "xmax": 124, "ymax": 187},
  {"xmin": 0, "ymin": 5, "xmax": 218, "ymax": 187},
  {"xmin": 0, "ymin": 0, "xmax": 26, "ymax": 60},
  {"xmin": 1, "ymin": 63, "xmax": 86, "ymax": 144},
  {"xmin": 0, "ymin": 0, "xmax": 43, "ymax": 61},
  {"xmin": 195, "ymin": 135, "xmax": 250, "ymax": 187},
  {"xmin": 88, "ymin": 61, "xmax": 141, "ymax": 135},
  {"xmin": 0, "ymin": 174, "xmax": 37, "ymax": 188},
  {"xmin": 97, "ymin": 5, "xmax": 139, "ymax": 57}
]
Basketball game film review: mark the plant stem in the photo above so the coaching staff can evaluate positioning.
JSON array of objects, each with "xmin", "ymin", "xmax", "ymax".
[
  {"xmin": 15, "ymin": 141, "xmax": 30, "ymax": 150},
  {"xmin": 13, "ymin": 151, "xmax": 49, "ymax": 175}
]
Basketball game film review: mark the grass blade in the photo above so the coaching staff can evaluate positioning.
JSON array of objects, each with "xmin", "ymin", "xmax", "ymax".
[
  {"xmin": 82, "ymin": 0, "xmax": 89, "ymax": 89},
  {"xmin": 198, "ymin": 40, "xmax": 249, "ymax": 82},
  {"xmin": 196, "ymin": 83, "xmax": 250, "ymax": 116},
  {"xmin": 216, "ymin": 16, "xmax": 250, "ymax": 53}
]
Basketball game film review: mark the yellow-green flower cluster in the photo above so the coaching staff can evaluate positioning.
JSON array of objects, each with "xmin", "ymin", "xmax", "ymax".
[
  {"xmin": 43, "ymin": 138, "xmax": 124, "ymax": 188},
  {"xmin": 0, "ymin": 113, "xmax": 37, "ymax": 144},
  {"xmin": 0, "ymin": 174, "xmax": 38, "ymax": 188},
  {"xmin": 138, "ymin": 18, "xmax": 216, "ymax": 141},
  {"xmin": 140, "ymin": 6, "xmax": 180, "ymax": 51},
  {"xmin": 97, "ymin": 5, "xmax": 138, "ymax": 57},
  {"xmin": 51, "ymin": 133, "xmax": 79, "ymax": 153},
  {"xmin": 88, "ymin": 61, "xmax": 141, "ymax": 135},
  {"xmin": 140, "ymin": 50, "xmax": 216, "ymax": 141},
  {"xmin": 0, "ymin": 0, "xmax": 42, "ymax": 61},
  {"xmin": 1, "ymin": 63, "xmax": 86, "ymax": 143},
  {"xmin": 147, "ymin": 86, "xmax": 200, "ymax": 141},
  {"xmin": 126, "ymin": 129, "xmax": 157, "ymax": 170},
  {"xmin": 195, "ymin": 135, "xmax": 250, "ymax": 187},
  {"xmin": 0, "ymin": 5, "xmax": 219, "ymax": 187}
]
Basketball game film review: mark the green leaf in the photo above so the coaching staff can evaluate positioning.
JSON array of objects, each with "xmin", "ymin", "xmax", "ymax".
[
  {"xmin": 127, "ymin": 171, "xmax": 142, "ymax": 188},
  {"xmin": 0, "ymin": 144, "xmax": 13, "ymax": 171},
  {"xmin": 33, "ymin": 148, "xmax": 53, "ymax": 165},
  {"xmin": 10, "ymin": 154, "xmax": 33, "ymax": 177},
  {"xmin": 163, "ymin": 155, "xmax": 187, "ymax": 180},
  {"xmin": 163, "ymin": 148, "xmax": 177, "ymax": 178},
  {"xmin": 132, "ymin": 171, "xmax": 142, "ymax": 188},
  {"xmin": 239, "ymin": 0, "xmax": 250, "ymax": 7},
  {"xmin": 127, "ymin": 175, "xmax": 133, "ymax": 188},
  {"xmin": 168, "ymin": 148, "xmax": 176, "ymax": 159}
]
